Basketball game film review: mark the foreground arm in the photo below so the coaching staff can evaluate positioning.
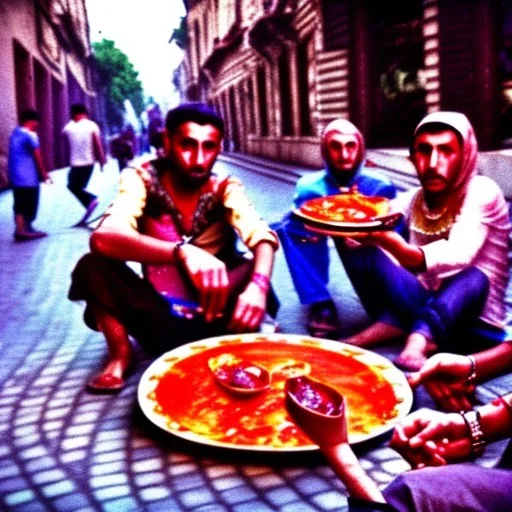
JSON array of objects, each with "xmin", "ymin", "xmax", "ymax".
[
  {"xmin": 322, "ymin": 443, "xmax": 387, "ymax": 504},
  {"xmin": 229, "ymin": 241, "xmax": 276, "ymax": 332},
  {"xmin": 223, "ymin": 178, "xmax": 279, "ymax": 332},
  {"xmin": 391, "ymin": 397, "xmax": 512, "ymax": 468},
  {"xmin": 287, "ymin": 395, "xmax": 387, "ymax": 505},
  {"xmin": 364, "ymin": 231, "xmax": 426, "ymax": 272},
  {"xmin": 408, "ymin": 342, "xmax": 512, "ymax": 411}
]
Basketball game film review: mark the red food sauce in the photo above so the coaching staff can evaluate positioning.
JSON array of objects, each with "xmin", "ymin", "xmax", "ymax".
[
  {"xmin": 150, "ymin": 341, "xmax": 400, "ymax": 448},
  {"xmin": 301, "ymin": 194, "xmax": 389, "ymax": 223}
]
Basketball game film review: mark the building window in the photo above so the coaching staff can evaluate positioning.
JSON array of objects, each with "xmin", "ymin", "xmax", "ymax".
[
  {"xmin": 297, "ymin": 37, "xmax": 313, "ymax": 136},
  {"xmin": 194, "ymin": 20, "xmax": 201, "ymax": 76},
  {"xmin": 499, "ymin": 0, "xmax": 512, "ymax": 141},
  {"xmin": 321, "ymin": 0, "xmax": 350, "ymax": 51},
  {"xmin": 256, "ymin": 66, "xmax": 269, "ymax": 136},
  {"xmin": 278, "ymin": 47, "xmax": 293, "ymax": 136},
  {"xmin": 247, "ymin": 77, "xmax": 256, "ymax": 135},
  {"xmin": 203, "ymin": 11, "xmax": 209, "ymax": 56}
]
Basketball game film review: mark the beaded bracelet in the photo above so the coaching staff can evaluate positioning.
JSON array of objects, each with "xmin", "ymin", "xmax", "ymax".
[
  {"xmin": 251, "ymin": 272, "xmax": 270, "ymax": 291},
  {"xmin": 466, "ymin": 355, "xmax": 477, "ymax": 383}
]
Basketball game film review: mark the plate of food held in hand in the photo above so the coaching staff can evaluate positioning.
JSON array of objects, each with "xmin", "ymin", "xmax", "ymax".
[
  {"xmin": 138, "ymin": 333, "xmax": 412, "ymax": 452},
  {"xmin": 293, "ymin": 189, "xmax": 402, "ymax": 236}
]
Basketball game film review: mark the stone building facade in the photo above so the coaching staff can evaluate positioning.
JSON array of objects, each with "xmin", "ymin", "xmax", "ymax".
[
  {"xmin": 180, "ymin": 0, "xmax": 512, "ymax": 168},
  {"xmin": 0, "ymin": 0, "xmax": 99, "ymax": 188}
]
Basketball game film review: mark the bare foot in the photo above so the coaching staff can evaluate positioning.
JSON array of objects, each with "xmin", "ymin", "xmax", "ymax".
[
  {"xmin": 342, "ymin": 322, "xmax": 405, "ymax": 348},
  {"xmin": 394, "ymin": 333, "xmax": 437, "ymax": 372},
  {"xmin": 89, "ymin": 306, "xmax": 134, "ymax": 393}
]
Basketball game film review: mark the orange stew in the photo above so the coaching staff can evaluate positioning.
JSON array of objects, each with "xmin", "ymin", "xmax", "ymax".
[
  {"xmin": 300, "ymin": 194, "xmax": 390, "ymax": 223},
  {"xmin": 150, "ymin": 340, "xmax": 400, "ymax": 448}
]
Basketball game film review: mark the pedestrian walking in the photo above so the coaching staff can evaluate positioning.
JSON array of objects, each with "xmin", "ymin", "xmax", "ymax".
[
  {"xmin": 62, "ymin": 103, "xmax": 106, "ymax": 227},
  {"xmin": 8, "ymin": 109, "xmax": 52, "ymax": 241}
]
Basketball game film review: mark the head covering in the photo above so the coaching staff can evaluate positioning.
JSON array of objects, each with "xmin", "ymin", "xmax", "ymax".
[
  {"xmin": 413, "ymin": 111, "xmax": 478, "ymax": 202},
  {"xmin": 409, "ymin": 111, "xmax": 486, "ymax": 243},
  {"xmin": 321, "ymin": 119, "xmax": 365, "ymax": 183}
]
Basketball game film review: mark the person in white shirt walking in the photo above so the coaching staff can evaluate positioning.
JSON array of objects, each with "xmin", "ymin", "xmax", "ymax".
[{"xmin": 62, "ymin": 103, "xmax": 106, "ymax": 227}]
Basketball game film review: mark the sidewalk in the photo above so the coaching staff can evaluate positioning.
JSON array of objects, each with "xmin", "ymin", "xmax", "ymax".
[{"xmin": 222, "ymin": 147, "xmax": 512, "ymax": 199}]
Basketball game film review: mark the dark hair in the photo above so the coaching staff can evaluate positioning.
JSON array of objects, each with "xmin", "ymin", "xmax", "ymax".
[
  {"xmin": 411, "ymin": 121, "xmax": 463, "ymax": 153},
  {"xmin": 165, "ymin": 103, "xmax": 224, "ymax": 137},
  {"xmin": 70, "ymin": 103, "xmax": 88, "ymax": 117},
  {"xmin": 19, "ymin": 109, "xmax": 40, "ymax": 123}
]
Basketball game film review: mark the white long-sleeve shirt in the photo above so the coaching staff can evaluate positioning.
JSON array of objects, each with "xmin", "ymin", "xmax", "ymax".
[{"xmin": 394, "ymin": 175, "xmax": 511, "ymax": 328}]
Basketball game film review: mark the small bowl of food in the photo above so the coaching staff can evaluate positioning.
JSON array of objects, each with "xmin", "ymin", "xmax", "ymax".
[
  {"xmin": 208, "ymin": 353, "xmax": 270, "ymax": 396},
  {"xmin": 285, "ymin": 375, "xmax": 346, "ymax": 447}
]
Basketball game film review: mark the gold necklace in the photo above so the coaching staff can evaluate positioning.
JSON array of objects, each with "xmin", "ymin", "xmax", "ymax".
[{"xmin": 410, "ymin": 191, "xmax": 457, "ymax": 236}]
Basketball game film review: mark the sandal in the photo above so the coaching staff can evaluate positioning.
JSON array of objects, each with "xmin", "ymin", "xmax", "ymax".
[{"xmin": 87, "ymin": 372, "xmax": 126, "ymax": 394}]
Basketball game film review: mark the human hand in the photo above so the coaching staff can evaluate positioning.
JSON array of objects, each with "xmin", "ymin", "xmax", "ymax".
[
  {"xmin": 390, "ymin": 408, "xmax": 471, "ymax": 468},
  {"xmin": 228, "ymin": 281, "xmax": 266, "ymax": 332},
  {"xmin": 178, "ymin": 244, "xmax": 228, "ymax": 322},
  {"xmin": 408, "ymin": 353, "xmax": 475, "ymax": 411}
]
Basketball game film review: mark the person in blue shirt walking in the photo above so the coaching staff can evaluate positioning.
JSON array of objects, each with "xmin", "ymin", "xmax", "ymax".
[
  {"xmin": 273, "ymin": 119, "xmax": 397, "ymax": 338},
  {"xmin": 8, "ymin": 109, "xmax": 52, "ymax": 241}
]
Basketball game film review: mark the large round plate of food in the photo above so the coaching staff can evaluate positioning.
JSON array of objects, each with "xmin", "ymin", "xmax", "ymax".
[
  {"xmin": 293, "ymin": 191, "xmax": 401, "ymax": 234},
  {"xmin": 138, "ymin": 333, "xmax": 413, "ymax": 452}
]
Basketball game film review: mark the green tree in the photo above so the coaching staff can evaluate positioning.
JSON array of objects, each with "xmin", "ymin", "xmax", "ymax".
[
  {"xmin": 92, "ymin": 39, "xmax": 144, "ymax": 131},
  {"xmin": 170, "ymin": 16, "xmax": 187, "ymax": 49}
]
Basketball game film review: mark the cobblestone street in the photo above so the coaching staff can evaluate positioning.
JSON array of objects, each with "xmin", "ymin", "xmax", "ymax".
[{"xmin": 0, "ymin": 156, "xmax": 509, "ymax": 511}]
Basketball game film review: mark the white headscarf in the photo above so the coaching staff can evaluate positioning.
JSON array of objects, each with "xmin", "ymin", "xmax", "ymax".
[
  {"xmin": 321, "ymin": 119, "xmax": 365, "ymax": 181},
  {"xmin": 413, "ymin": 111, "xmax": 478, "ymax": 205}
]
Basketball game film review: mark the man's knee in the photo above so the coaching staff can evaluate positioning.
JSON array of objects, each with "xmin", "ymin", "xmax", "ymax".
[
  {"xmin": 72, "ymin": 252, "xmax": 108, "ymax": 280},
  {"xmin": 459, "ymin": 267, "xmax": 490, "ymax": 298}
]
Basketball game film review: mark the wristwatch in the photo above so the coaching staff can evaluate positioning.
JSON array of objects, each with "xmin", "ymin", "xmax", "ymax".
[{"xmin": 460, "ymin": 409, "xmax": 486, "ymax": 456}]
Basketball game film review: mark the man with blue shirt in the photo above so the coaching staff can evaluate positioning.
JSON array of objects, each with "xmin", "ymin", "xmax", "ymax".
[
  {"xmin": 8, "ymin": 109, "xmax": 51, "ymax": 241},
  {"xmin": 274, "ymin": 119, "xmax": 397, "ymax": 338}
]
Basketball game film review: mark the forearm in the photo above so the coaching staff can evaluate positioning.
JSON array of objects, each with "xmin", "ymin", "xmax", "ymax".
[
  {"xmin": 90, "ymin": 228, "xmax": 180, "ymax": 264},
  {"xmin": 93, "ymin": 133, "xmax": 106, "ymax": 165},
  {"xmin": 33, "ymin": 149, "xmax": 49, "ymax": 181},
  {"xmin": 251, "ymin": 241, "xmax": 275, "ymax": 279},
  {"xmin": 323, "ymin": 444, "xmax": 386, "ymax": 503},
  {"xmin": 478, "ymin": 392, "xmax": 512, "ymax": 442},
  {"xmin": 370, "ymin": 231, "xmax": 425, "ymax": 272},
  {"xmin": 473, "ymin": 342, "xmax": 512, "ymax": 382}
]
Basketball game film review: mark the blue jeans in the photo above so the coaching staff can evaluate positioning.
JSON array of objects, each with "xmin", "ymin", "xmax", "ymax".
[
  {"xmin": 337, "ymin": 244, "xmax": 491, "ymax": 349},
  {"xmin": 273, "ymin": 214, "xmax": 331, "ymax": 305},
  {"xmin": 383, "ymin": 463, "xmax": 512, "ymax": 512}
]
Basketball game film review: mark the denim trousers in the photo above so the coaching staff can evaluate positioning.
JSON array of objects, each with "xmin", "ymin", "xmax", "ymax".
[
  {"xmin": 273, "ymin": 214, "xmax": 332, "ymax": 305},
  {"xmin": 337, "ymin": 243, "xmax": 491, "ymax": 349}
]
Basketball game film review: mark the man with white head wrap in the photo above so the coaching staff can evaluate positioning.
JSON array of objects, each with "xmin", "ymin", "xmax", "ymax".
[
  {"xmin": 340, "ymin": 112, "xmax": 511, "ymax": 371},
  {"xmin": 274, "ymin": 119, "xmax": 397, "ymax": 338}
]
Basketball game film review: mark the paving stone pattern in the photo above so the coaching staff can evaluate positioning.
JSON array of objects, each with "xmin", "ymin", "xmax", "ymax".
[{"xmin": 0, "ymin": 158, "xmax": 510, "ymax": 511}]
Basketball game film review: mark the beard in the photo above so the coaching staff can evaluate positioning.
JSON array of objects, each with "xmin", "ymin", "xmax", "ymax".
[
  {"xmin": 175, "ymin": 167, "xmax": 212, "ymax": 190},
  {"xmin": 327, "ymin": 164, "xmax": 357, "ymax": 187}
]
